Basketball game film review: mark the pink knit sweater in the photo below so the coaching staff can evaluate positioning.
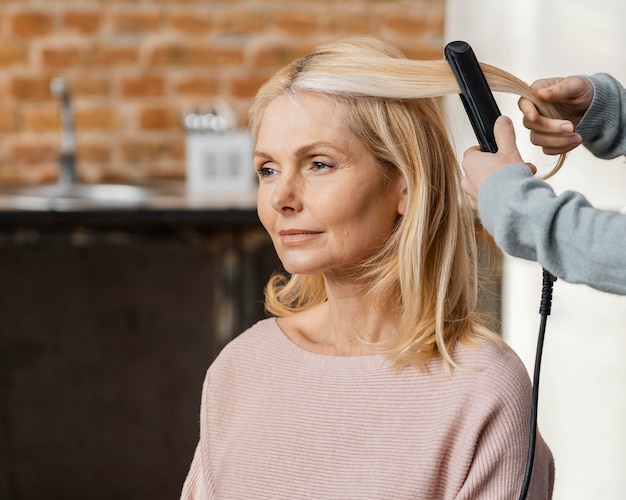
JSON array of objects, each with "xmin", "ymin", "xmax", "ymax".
[{"xmin": 182, "ymin": 318, "xmax": 554, "ymax": 499}]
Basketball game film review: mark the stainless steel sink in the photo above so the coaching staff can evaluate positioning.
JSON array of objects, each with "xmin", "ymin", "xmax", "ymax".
[
  {"xmin": 0, "ymin": 78, "xmax": 169, "ymax": 211},
  {"xmin": 0, "ymin": 77, "xmax": 159, "ymax": 211},
  {"xmin": 2, "ymin": 183, "xmax": 156, "ymax": 210}
]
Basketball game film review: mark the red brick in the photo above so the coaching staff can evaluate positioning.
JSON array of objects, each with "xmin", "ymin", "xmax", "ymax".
[
  {"xmin": 75, "ymin": 104, "xmax": 124, "ymax": 131},
  {"xmin": 8, "ymin": 75, "xmax": 53, "ymax": 100},
  {"xmin": 169, "ymin": 137, "xmax": 185, "ymax": 161},
  {"xmin": 0, "ymin": 105, "xmax": 17, "ymax": 133},
  {"xmin": 142, "ymin": 162, "xmax": 186, "ymax": 180},
  {"xmin": 322, "ymin": 11, "xmax": 369, "ymax": 33},
  {"xmin": 62, "ymin": 10, "xmax": 102, "ymax": 34},
  {"xmin": 149, "ymin": 43, "xmax": 243, "ymax": 66},
  {"xmin": 138, "ymin": 106, "xmax": 180, "ymax": 130},
  {"xmin": 95, "ymin": 45, "xmax": 140, "ymax": 66},
  {"xmin": 119, "ymin": 136, "xmax": 181, "ymax": 163},
  {"xmin": 174, "ymin": 75, "xmax": 219, "ymax": 96},
  {"xmin": 20, "ymin": 104, "xmax": 61, "ymax": 132},
  {"xmin": 0, "ymin": 41, "xmax": 28, "ymax": 66},
  {"xmin": 401, "ymin": 42, "xmax": 442, "ymax": 61},
  {"xmin": 77, "ymin": 163, "xmax": 107, "ymax": 184},
  {"xmin": 227, "ymin": 74, "xmax": 268, "ymax": 99},
  {"xmin": 275, "ymin": 11, "xmax": 318, "ymax": 34},
  {"xmin": 215, "ymin": 9, "xmax": 267, "ymax": 33},
  {"xmin": 10, "ymin": 12, "xmax": 53, "ymax": 37},
  {"xmin": 41, "ymin": 47, "xmax": 82, "ymax": 67},
  {"xmin": 209, "ymin": 46, "xmax": 245, "ymax": 65},
  {"xmin": 253, "ymin": 43, "xmax": 314, "ymax": 68},
  {"xmin": 0, "ymin": 162, "xmax": 59, "ymax": 184},
  {"xmin": 119, "ymin": 74, "xmax": 165, "ymax": 97},
  {"xmin": 76, "ymin": 140, "xmax": 111, "ymax": 163},
  {"xmin": 113, "ymin": 10, "xmax": 161, "ymax": 33},
  {"xmin": 43, "ymin": 44, "xmax": 140, "ymax": 67},
  {"xmin": 8, "ymin": 139, "xmax": 58, "ymax": 165},
  {"xmin": 70, "ymin": 76, "xmax": 111, "ymax": 97},
  {"xmin": 382, "ymin": 12, "xmax": 444, "ymax": 36},
  {"xmin": 149, "ymin": 43, "xmax": 199, "ymax": 65},
  {"xmin": 169, "ymin": 12, "xmax": 214, "ymax": 35}
]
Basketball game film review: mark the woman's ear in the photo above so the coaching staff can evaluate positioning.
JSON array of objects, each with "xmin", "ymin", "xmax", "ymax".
[{"xmin": 397, "ymin": 182, "xmax": 408, "ymax": 216}]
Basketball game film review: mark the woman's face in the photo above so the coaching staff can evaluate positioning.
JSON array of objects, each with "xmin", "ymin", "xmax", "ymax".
[{"xmin": 254, "ymin": 93, "xmax": 406, "ymax": 278}]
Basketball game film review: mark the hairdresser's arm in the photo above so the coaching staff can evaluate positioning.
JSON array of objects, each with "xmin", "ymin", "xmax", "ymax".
[
  {"xmin": 462, "ymin": 117, "xmax": 626, "ymax": 295},
  {"xmin": 520, "ymin": 73, "xmax": 626, "ymax": 158}
]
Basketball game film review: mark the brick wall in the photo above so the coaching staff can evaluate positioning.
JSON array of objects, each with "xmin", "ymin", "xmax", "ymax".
[{"xmin": 0, "ymin": 0, "xmax": 445, "ymax": 185}]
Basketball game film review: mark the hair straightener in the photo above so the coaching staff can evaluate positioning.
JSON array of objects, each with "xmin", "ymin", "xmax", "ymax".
[{"xmin": 444, "ymin": 40, "xmax": 556, "ymax": 500}]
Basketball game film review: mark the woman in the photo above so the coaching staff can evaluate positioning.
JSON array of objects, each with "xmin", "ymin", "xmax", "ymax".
[{"xmin": 182, "ymin": 36, "xmax": 555, "ymax": 499}]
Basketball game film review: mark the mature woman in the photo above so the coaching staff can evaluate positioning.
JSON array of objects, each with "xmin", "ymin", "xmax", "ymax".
[{"xmin": 182, "ymin": 36, "xmax": 555, "ymax": 499}]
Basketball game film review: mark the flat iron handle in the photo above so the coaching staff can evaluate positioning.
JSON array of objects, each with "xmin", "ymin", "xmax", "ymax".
[{"xmin": 444, "ymin": 41, "xmax": 501, "ymax": 153}]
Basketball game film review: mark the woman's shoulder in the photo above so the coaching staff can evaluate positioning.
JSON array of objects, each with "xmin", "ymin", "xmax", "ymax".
[
  {"xmin": 200, "ymin": 317, "xmax": 284, "ymax": 388},
  {"xmin": 216, "ymin": 317, "xmax": 281, "ymax": 359},
  {"xmin": 450, "ymin": 337, "xmax": 532, "ymax": 401}
]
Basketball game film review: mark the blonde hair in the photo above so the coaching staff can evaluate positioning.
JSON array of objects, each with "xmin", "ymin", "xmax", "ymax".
[{"xmin": 249, "ymin": 36, "xmax": 563, "ymax": 371}]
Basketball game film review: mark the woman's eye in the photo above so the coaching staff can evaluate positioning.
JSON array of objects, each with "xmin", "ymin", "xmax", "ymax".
[
  {"xmin": 312, "ymin": 160, "xmax": 333, "ymax": 171},
  {"xmin": 256, "ymin": 166, "xmax": 277, "ymax": 178}
]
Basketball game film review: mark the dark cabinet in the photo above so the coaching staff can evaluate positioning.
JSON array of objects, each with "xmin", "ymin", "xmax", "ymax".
[{"xmin": 0, "ymin": 211, "xmax": 280, "ymax": 500}]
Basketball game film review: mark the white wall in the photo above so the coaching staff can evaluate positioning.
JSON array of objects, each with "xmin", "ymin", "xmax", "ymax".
[{"xmin": 444, "ymin": 1, "xmax": 626, "ymax": 498}]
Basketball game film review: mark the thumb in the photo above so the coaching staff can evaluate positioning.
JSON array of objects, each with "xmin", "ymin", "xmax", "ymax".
[
  {"xmin": 493, "ymin": 115, "xmax": 517, "ymax": 154},
  {"xmin": 537, "ymin": 77, "xmax": 585, "ymax": 102}
]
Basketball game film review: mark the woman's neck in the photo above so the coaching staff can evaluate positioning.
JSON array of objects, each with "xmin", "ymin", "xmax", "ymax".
[{"xmin": 277, "ymin": 281, "xmax": 396, "ymax": 356}]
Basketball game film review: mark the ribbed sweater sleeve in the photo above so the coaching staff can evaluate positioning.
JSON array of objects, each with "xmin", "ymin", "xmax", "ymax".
[
  {"xmin": 577, "ymin": 73, "xmax": 626, "ymax": 159},
  {"xmin": 181, "ymin": 319, "xmax": 554, "ymax": 499},
  {"xmin": 478, "ymin": 164, "xmax": 626, "ymax": 294}
]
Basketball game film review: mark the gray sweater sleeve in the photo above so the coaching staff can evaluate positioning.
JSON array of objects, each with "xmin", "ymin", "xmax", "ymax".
[
  {"xmin": 577, "ymin": 73, "xmax": 626, "ymax": 159},
  {"xmin": 476, "ymin": 73, "xmax": 626, "ymax": 295},
  {"xmin": 478, "ymin": 165, "xmax": 626, "ymax": 294}
]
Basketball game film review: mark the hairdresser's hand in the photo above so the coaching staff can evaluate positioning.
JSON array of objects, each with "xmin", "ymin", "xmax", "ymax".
[
  {"xmin": 462, "ymin": 116, "xmax": 536, "ymax": 210},
  {"xmin": 518, "ymin": 76, "xmax": 594, "ymax": 155}
]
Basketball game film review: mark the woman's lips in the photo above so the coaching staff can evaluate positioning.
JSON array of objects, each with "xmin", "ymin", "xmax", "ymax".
[{"xmin": 278, "ymin": 229, "xmax": 322, "ymax": 245}]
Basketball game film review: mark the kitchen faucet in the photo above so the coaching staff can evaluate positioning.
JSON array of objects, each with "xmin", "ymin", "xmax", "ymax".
[{"xmin": 50, "ymin": 77, "xmax": 77, "ymax": 186}]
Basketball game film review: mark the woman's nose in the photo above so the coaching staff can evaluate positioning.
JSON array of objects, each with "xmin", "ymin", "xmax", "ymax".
[{"xmin": 269, "ymin": 173, "xmax": 302, "ymax": 213}]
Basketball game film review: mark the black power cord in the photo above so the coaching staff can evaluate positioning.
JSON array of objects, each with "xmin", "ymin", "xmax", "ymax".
[{"xmin": 518, "ymin": 269, "xmax": 557, "ymax": 499}]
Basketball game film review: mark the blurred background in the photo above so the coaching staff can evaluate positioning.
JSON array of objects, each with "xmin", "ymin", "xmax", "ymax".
[{"xmin": 0, "ymin": 0, "xmax": 624, "ymax": 499}]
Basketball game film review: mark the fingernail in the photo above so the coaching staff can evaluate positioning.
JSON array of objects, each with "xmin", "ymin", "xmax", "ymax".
[
  {"xmin": 498, "ymin": 116, "xmax": 512, "ymax": 126},
  {"xmin": 570, "ymin": 134, "xmax": 582, "ymax": 145},
  {"xmin": 560, "ymin": 122, "xmax": 574, "ymax": 133}
]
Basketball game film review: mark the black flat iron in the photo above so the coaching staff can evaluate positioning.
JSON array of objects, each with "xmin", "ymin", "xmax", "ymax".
[{"xmin": 444, "ymin": 40, "xmax": 501, "ymax": 153}]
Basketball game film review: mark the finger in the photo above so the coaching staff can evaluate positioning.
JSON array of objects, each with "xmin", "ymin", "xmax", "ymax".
[
  {"xmin": 518, "ymin": 97, "xmax": 540, "ymax": 122},
  {"xmin": 522, "ymin": 114, "xmax": 575, "ymax": 135},
  {"xmin": 460, "ymin": 177, "xmax": 478, "ymax": 210},
  {"xmin": 529, "ymin": 77, "xmax": 565, "ymax": 94},
  {"xmin": 526, "ymin": 162, "xmax": 537, "ymax": 175},
  {"xmin": 463, "ymin": 145, "xmax": 481, "ymax": 158},
  {"xmin": 536, "ymin": 76, "xmax": 586, "ymax": 103},
  {"xmin": 519, "ymin": 98, "xmax": 574, "ymax": 133},
  {"xmin": 493, "ymin": 116, "xmax": 518, "ymax": 155},
  {"xmin": 529, "ymin": 130, "xmax": 582, "ymax": 150}
]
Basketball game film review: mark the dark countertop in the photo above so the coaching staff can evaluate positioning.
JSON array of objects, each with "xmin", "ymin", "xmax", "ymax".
[{"xmin": 0, "ymin": 181, "xmax": 260, "ymax": 230}]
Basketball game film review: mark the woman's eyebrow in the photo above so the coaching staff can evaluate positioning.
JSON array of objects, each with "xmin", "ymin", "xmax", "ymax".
[
  {"xmin": 253, "ymin": 142, "xmax": 345, "ymax": 160},
  {"xmin": 294, "ymin": 142, "xmax": 339, "ymax": 156},
  {"xmin": 253, "ymin": 150, "xmax": 272, "ymax": 159}
]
